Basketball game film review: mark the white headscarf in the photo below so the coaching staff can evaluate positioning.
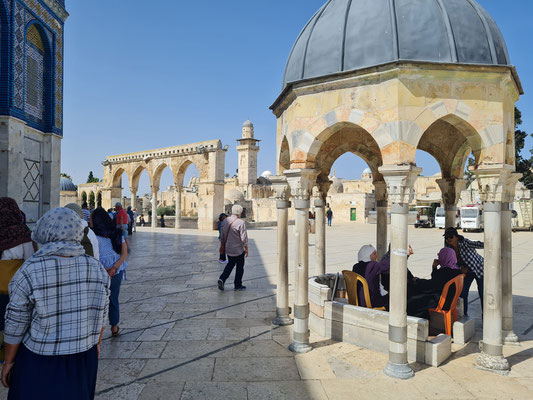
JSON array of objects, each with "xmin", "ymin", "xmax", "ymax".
[
  {"xmin": 358, "ymin": 244, "xmax": 376, "ymax": 262},
  {"xmin": 32, "ymin": 207, "xmax": 85, "ymax": 257}
]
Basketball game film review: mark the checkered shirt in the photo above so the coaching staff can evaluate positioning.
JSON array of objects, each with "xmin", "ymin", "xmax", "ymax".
[
  {"xmin": 447, "ymin": 238, "xmax": 484, "ymax": 279},
  {"xmin": 4, "ymin": 255, "xmax": 110, "ymax": 356}
]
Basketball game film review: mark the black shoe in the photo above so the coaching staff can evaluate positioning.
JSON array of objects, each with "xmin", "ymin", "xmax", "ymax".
[
  {"xmin": 234, "ymin": 285, "xmax": 247, "ymax": 291},
  {"xmin": 217, "ymin": 279, "xmax": 224, "ymax": 291}
]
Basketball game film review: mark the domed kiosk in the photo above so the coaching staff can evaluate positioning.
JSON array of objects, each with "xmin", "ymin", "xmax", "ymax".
[{"xmin": 270, "ymin": 0, "xmax": 522, "ymax": 377}]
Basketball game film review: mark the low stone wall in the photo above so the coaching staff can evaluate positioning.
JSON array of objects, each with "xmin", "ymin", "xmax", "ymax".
[{"xmin": 309, "ymin": 274, "xmax": 457, "ymax": 366}]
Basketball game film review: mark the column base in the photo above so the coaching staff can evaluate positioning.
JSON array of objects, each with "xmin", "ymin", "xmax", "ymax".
[
  {"xmin": 476, "ymin": 352, "xmax": 510, "ymax": 374},
  {"xmin": 503, "ymin": 330, "xmax": 521, "ymax": 346},
  {"xmin": 272, "ymin": 315, "xmax": 294, "ymax": 326},
  {"xmin": 289, "ymin": 341, "xmax": 313, "ymax": 354},
  {"xmin": 383, "ymin": 361, "xmax": 414, "ymax": 380}
]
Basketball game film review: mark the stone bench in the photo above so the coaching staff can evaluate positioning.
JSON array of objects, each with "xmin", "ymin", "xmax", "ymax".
[{"xmin": 309, "ymin": 274, "xmax": 455, "ymax": 366}]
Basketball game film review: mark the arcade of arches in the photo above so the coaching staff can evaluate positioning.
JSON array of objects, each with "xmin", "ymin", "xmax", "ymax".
[{"xmin": 100, "ymin": 140, "xmax": 226, "ymax": 231}]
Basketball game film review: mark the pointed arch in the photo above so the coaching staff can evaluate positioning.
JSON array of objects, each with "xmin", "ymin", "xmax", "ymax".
[
  {"xmin": 416, "ymin": 114, "xmax": 484, "ymax": 179},
  {"xmin": 24, "ymin": 21, "xmax": 53, "ymax": 131}
]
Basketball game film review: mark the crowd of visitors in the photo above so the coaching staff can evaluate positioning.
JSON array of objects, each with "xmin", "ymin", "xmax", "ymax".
[{"xmin": 0, "ymin": 198, "xmax": 131, "ymax": 398}]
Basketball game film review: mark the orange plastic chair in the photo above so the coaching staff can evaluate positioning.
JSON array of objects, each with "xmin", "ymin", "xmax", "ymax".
[
  {"xmin": 428, "ymin": 274, "xmax": 465, "ymax": 336},
  {"xmin": 342, "ymin": 270, "xmax": 386, "ymax": 311}
]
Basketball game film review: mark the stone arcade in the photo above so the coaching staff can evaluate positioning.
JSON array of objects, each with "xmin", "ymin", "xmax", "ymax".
[
  {"xmin": 271, "ymin": 0, "xmax": 522, "ymax": 378},
  {"xmin": 100, "ymin": 140, "xmax": 226, "ymax": 231}
]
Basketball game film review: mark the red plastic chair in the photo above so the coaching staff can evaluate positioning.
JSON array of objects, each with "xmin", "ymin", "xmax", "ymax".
[{"xmin": 428, "ymin": 274, "xmax": 465, "ymax": 336}]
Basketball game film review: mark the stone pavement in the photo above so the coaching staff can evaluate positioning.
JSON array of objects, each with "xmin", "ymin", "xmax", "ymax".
[{"xmin": 1, "ymin": 224, "xmax": 532, "ymax": 399}]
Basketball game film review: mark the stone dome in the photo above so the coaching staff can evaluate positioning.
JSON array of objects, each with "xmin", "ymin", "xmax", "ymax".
[
  {"xmin": 243, "ymin": 120, "xmax": 254, "ymax": 128},
  {"xmin": 362, "ymin": 168, "xmax": 372, "ymax": 175},
  {"xmin": 226, "ymin": 188, "xmax": 244, "ymax": 202},
  {"xmin": 60, "ymin": 177, "xmax": 76, "ymax": 191},
  {"xmin": 283, "ymin": 0, "xmax": 510, "ymax": 88},
  {"xmin": 261, "ymin": 170, "xmax": 273, "ymax": 178}
]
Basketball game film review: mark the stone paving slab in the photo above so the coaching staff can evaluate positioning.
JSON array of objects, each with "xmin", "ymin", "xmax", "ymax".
[{"xmin": 0, "ymin": 224, "xmax": 532, "ymax": 399}]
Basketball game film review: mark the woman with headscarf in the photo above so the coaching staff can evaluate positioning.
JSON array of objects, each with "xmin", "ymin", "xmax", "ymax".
[
  {"xmin": 0, "ymin": 198, "xmax": 34, "ymax": 261},
  {"xmin": 407, "ymin": 247, "xmax": 463, "ymax": 318},
  {"xmin": 0, "ymin": 198, "xmax": 35, "ymax": 362},
  {"xmin": 90, "ymin": 208, "xmax": 128, "ymax": 337},
  {"xmin": 1, "ymin": 207, "xmax": 110, "ymax": 399}
]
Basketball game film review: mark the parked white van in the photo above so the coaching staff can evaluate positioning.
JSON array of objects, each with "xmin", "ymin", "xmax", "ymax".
[
  {"xmin": 435, "ymin": 207, "xmax": 461, "ymax": 229},
  {"xmin": 461, "ymin": 205, "xmax": 484, "ymax": 232}
]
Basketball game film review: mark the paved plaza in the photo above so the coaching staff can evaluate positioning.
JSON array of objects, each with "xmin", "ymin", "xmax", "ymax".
[{"xmin": 3, "ymin": 224, "xmax": 532, "ymax": 400}]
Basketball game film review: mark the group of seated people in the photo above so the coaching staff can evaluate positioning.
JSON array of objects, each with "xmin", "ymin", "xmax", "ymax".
[{"xmin": 351, "ymin": 244, "xmax": 464, "ymax": 319}]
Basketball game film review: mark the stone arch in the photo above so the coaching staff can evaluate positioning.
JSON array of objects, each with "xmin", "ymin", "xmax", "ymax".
[
  {"xmin": 130, "ymin": 164, "xmax": 149, "ymax": 193},
  {"xmin": 111, "ymin": 167, "xmax": 129, "ymax": 189},
  {"xmin": 175, "ymin": 159, "xmax": 202, "ymax": 188},
  {"xmin": 278, "ymin": 136, "xmax": 290, "ymax": 174},
  {"xmin": 307, "ymin": 122, "xmax": 384, "ymax": 183},
  {"xmin": 415, "ymin": 114, "xmax": 485, "ymax": 179},
  {"xmin": 150, "ymin": 162, "xmax": 173, "ymax": 190}
]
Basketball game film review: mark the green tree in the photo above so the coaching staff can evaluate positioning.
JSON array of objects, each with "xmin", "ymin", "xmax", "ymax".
[
  {"xmin": 60, "ymin": 172, "xmax": 72, "ymax": 180},
  {"xmin": 86, "ymin": 171, "xmax": 100, "ymax": 183},
  {"xmin": 514, "ymin": 107, "xmax": 533, "ymax": 189},
  {"xmin": 89, "ymin": 192, "xmax": 96, "ymax": 208}
]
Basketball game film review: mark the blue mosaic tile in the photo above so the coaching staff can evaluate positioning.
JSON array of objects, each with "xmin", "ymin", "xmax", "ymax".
[
  {"xmin": 25, "ymin": 41, "xmax": 44, "ymax": 121},
  {"xmin": 13, "ymin": 1, "xmax": 25, "ymax": 109}
]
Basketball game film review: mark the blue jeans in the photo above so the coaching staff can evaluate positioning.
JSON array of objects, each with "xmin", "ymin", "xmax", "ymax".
[
  {"xmin": 109, "ymin": 271, "xmax": 124, "ymax": 326},
  {"xmin": 460, "ymin": 271, "xmax": 483, "ymax": 316},
  {"xmin": 327, "ymin": 217, "xmax": 332, "ymax": 226}
]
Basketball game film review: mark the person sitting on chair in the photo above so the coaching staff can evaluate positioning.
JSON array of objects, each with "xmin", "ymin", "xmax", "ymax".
[
  {"xmin": 353, "ymin": 245, "xmax": 390, "ymax": 310},
  {"xmin": 406, "ymin": 247, "xmax": 463, "ymax": 318}
]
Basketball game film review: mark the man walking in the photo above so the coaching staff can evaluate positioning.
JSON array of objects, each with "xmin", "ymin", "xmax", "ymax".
[
  {"xmin": 218, "ymin": 205, "xmax": 248, "ymax": 291},
  {"xmin": 326, "ymin": 208, "xmax": 333, "ymax": 226}
]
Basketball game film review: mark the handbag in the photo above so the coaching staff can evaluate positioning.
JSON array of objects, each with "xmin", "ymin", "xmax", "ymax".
[{"xmin": 219, "ymin": 218, "xmax": 237, "ymax": 256}]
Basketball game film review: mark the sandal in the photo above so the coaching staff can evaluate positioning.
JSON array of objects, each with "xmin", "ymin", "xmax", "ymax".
[{"xmin": 111, "ymin": 326, "xmax": 120, "ymax": 337}]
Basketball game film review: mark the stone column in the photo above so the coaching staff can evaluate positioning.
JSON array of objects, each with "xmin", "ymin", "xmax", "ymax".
[
  {"xmin": 437, "ymin": 178, "xmax": 466, "ymax": 228},
  {"xmin": 130, "ymin": 188, "xmax": 138, "ymax": 211},
  {"xmin": 271, "ymin": 176, "xmax": 293, "ymax": 326},
  {"xmin": 475, "ymin": 168, "xmax": 514, "ymax": 373},
  {"xmin": 175, "ymin": 188, "xmax": 182, "ymax": 230},
  {"xmin": 380, "ymin": 165, "xmax": 421, "ymax": 380},
  {"xmin": 151, "ymin": 186, "xmax": 159, "ymax": 229},
  {"xmin": 313, "ymin": 180, "xmax": 330, "ymax": 276},
  {"xmin": 285, "ymin": 169, "xmax": 318, "ymax": 353},
  {"xmin": 374, "ymin": 181, "xmax": 388, "ymax": 260},
  {"xmin": 501, "ymin": 173, "xmax": 520, "ymax": 345}
]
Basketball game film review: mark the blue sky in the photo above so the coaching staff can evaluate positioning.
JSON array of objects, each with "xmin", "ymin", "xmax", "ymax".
[{"xmin": 61, "ymin": 1, "xmax": 533, "ymax": 196}]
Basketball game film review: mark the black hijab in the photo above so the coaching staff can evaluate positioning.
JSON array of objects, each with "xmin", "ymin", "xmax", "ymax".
[{"xmin": 91, "ymin": 207, "xmax": 123, "ymax": 255}]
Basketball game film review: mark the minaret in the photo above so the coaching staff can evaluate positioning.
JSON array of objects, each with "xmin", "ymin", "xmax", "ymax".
[{"xmin": 237, "ymin": 120, "xmax": 260, "ymax": 186}]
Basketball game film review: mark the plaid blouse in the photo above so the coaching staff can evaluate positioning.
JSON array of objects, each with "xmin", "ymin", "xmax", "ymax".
[
  {"xmin": 4, "ymin": 255, "xmax": 110, "ymax": 356},
  {"xmin": 447, "ymin": 237, "xmax": 484, "ymax": 279}
]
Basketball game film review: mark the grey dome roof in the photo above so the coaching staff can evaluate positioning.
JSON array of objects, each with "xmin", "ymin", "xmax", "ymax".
[
  {"xmin": 60, "ymin": 177, "xmax": 76, "ymax": 191},
  {"xmin": 243, "ymin": 120, "xmax": 254, "ymax": 128},
  {"xmin": 283, "ymin": 0, "xmax": 510, "ymax": 88}
]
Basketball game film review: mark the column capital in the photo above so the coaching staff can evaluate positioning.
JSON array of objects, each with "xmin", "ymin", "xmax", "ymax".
[
  {"xmin": 378, "ymin": 165, "xmax": 422, "ymax": 205},
  {"xmin": 373, "ymin": 180, "xmax": 388, "ymax": 203},
  {"xmin": 270, "ymin": 175, "xmax": 291, "ymax": 201},
  {"xmin": 129, "ymin": 187, "xmax": 137, "ymax": 195},
  {"xmin": 285, "ymin": 169, "xmax": 319, "ymax": 208},
  {"xmin": 151, "ymin": 185, "xmax": 159, "ymax": 194},
  {"xmin": 474, "ymin": 166, "xmax": 521, "ymax": 203},
  {"xmin": 313, "ymin": 178, "xmax": 332, "ymax": 200},
  {"xmin": 436, "ymin": 178, "xmax": 467, "ymax": 206}
]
